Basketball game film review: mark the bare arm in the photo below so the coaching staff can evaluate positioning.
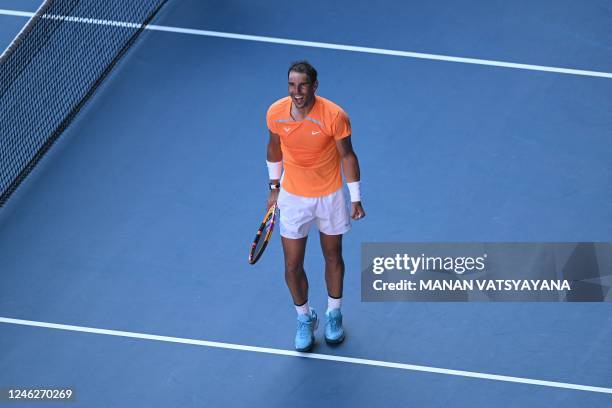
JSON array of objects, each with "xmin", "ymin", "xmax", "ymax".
[
  {"xmin": 335, "ymin": 136, "xmax": 360, "ymax": 183},
  {"xmin": 336, "ymin": 136, "xmax": 365, "ymax": 220},
  {"xmin": 266, "ymin": 131, "xmax": 282, "ymax": 208},
  {"xmin": 267, "ymin": 131, "xmax": 282, "ymax": 181}
]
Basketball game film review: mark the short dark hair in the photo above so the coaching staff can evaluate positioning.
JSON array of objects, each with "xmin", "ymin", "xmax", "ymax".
[{"xmin": 288, "ymin": 60, "xmax": 318, "ymax": 83}]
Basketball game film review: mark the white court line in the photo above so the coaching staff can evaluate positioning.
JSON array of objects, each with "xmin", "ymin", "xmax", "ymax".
[
  {"xmin": 1, "ymin": 8, "xmax": 612, "ymax": 79},
  {"xmin": 1, "ymin": 316, "xmax": 611, "ymax": 395}
]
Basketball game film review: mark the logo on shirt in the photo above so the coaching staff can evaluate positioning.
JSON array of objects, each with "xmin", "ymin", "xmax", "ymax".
[
  {"xmin": 283, "ymin": 127, "xmax": 291, "ymax": 133},
  {"xmin": 311, "ymin": 131, "xmax": 321, "ymax": 135}
]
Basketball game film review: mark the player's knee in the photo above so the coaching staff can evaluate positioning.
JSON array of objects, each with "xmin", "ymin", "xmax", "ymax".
[
  {"xmin": 284, "ymin": 261, "xmax": 304, "ymax": 276},
  {"xmin": 323, "ymin": 253, "xmax": 344, "ymax": 267}
]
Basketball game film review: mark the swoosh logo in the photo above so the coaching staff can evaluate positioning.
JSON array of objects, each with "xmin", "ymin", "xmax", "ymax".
[
  {"xmin": 311, "ymin": 131, "xmax": 321, "ymax": 135},
  {"xmin": 284, "ymin": 127, "xmax": 291, "ymax": 132}
]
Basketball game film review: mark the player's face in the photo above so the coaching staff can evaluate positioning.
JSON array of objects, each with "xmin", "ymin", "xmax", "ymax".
[{"xmin": 288, "ymin": 71, "xmax": 317, "ymax": 109}]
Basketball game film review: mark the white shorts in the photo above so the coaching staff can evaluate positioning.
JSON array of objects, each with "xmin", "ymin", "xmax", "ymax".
[{"xmin": 277, "ymin": 188, "xmax": 351, "ymax": 239}]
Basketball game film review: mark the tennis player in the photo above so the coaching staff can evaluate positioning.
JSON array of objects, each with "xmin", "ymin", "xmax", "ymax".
[{"xmin": 265, "ymin": 60, "xmax": 365, "ymax": 351}]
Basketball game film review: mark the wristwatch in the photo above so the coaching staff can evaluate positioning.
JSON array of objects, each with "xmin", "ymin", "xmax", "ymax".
[{"xmin": 269, "ymin": 182, "xmax": 280, "ymax": 190}]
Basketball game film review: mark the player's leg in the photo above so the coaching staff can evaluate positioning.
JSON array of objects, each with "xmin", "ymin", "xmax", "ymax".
[
  {"xmin": 319, "ymin": 232, "xmax": 344, "ymax": 299},
  {"xmin": 278, "ymin": 188, "xmax": 315, "ymax": 308},
  {"xmin": 319, "ymin": 231, "xmax": 345, "ymax": 344},
  {"xmin": 281, "ymin": 236, "xmax": 309, "ymax": 306},
  {"xmin": 316, "ymin": 188, "xmax": 350, "ymax": 344},
  {"xmin": 277, "ymin": 188, "xmax": 318, "ymax": 351},
  {"xmin": 282, "ymin": 235, "xmax": 318, "ymax": 351}
]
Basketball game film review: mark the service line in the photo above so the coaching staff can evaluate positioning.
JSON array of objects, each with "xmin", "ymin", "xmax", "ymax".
[{"xmin": 1, "ymin": 8, "xmax": 611, "ymax": 79}]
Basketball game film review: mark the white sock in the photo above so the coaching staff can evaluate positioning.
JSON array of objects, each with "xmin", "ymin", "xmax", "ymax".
[
  {"xmin": 327, "ymin": 296, "xmax": 342, "ymax": 313},
  {"xmin": 295, "ymin": 301, "xmax": 312, "ymax": 316}
]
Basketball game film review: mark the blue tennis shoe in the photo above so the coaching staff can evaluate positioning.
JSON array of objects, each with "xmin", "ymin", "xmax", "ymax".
[
  {"xmin": 324, "ymin": 309, "xmax": 345, "ymax": 344},
  {"xmin": 295, "ymin": 309, "xmax": 318, "ymax": 352}
]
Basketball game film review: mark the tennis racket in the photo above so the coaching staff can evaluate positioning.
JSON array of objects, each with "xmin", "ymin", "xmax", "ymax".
[{"xmin": 248, "ymin": 202, "xmax": 279, "ymax": 264}]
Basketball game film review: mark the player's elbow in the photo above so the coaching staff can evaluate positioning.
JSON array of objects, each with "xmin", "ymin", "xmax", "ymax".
[{"xmin": 341, "ymin": 151, "xmax": 358, "ymax": 163}]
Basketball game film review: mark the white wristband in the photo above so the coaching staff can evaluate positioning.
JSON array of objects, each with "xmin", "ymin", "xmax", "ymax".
[
  {"xmin": 347, "ymin": 181, "xmax": 361, "ymax": 202},
  {"xmin": 266, "ymin": 160, "xmax": 282, "ymax": 180}
]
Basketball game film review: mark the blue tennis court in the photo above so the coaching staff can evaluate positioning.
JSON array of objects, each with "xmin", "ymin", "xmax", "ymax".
[{"xmin": 1, "ymin": 1, "xmax": 611, "ymax": 406}]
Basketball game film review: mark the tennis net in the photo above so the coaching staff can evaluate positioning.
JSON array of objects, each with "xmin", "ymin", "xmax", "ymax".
[{"xmin": 0, "ymin": 0, "xmax": 168, "ymax": 207}]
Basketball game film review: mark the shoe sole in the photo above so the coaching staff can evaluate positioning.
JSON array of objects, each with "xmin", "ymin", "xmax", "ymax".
[
  {"xmin": 325, "ymin": 332, "xmax": 345, "ymax": 344},
  {"xmin": 295, "ymin": 339, "xmax": 315, "ymax": 352}
]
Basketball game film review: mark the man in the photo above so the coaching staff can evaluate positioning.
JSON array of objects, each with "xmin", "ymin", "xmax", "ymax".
[{"xmin": 265, "ymin": 60, "xmax": 365, "ymax": 352}]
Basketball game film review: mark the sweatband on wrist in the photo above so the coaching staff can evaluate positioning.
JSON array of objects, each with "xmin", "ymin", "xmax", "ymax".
[
  {"xmin": 266, "ymin": 160, "xmax": 282, "ymax": 180},
  {"xmin": 347, "ymin": 181, "xmax": 361, "ymax": 202}
]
